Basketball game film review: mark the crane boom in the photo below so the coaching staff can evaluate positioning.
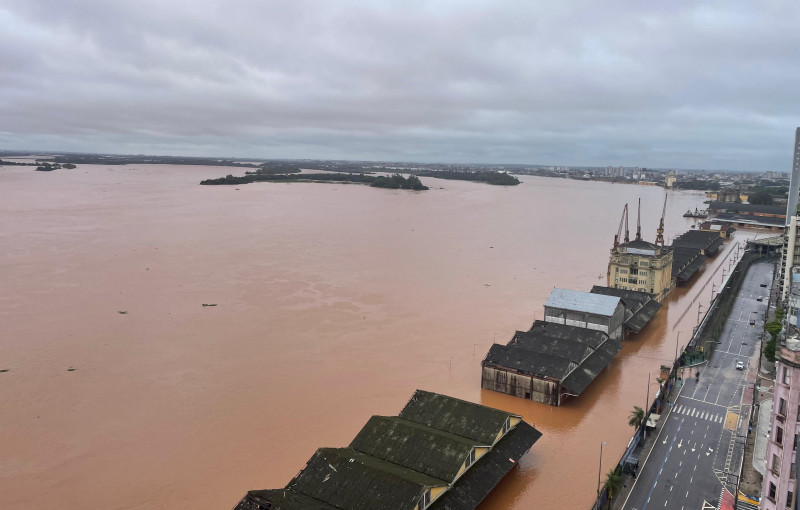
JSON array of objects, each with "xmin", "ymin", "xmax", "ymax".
[
  {"xmin": 635, "ymin": 198, "xmax": 642, "ymax": 241},
  {"xmin": 655, "ymin": 194, "xmax": 667, "ymax": 246},
  {"xmin": 614, "ymin": 204, "xmax": 628, "ymax": 249}
]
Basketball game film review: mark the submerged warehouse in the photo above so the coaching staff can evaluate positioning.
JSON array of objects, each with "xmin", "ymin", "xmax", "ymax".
[
  {"xmin": 481, "ymin": 320, "xmax": 621, "ymax": 406},
  {"xmin": 233, "ymin": 390, "xmax": 542, "ymax": 510}
]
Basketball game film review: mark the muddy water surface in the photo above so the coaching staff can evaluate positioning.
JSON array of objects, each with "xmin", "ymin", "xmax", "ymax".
[{"xmin": 0, "ymin": 164, "xmax": 745, "ymax": 509}]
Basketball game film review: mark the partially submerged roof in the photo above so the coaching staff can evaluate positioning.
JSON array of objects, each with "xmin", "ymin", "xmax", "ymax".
[
  {"xmin": 708, "ymin": 201, "xmax": 785, "ymax": 215},
  {"xmin": 672, "ymin": 230, "xmax": 723, "ymax": 255},
  {"xmin": 482, "ymin": 321, "xmax": 621, "ymax": 396},
  {"xmin": 590, "ymin": 286, "xmax": 651, "ymax": 312},
  {"xmin": 400, "ymin": 389, "xmax": 518, "ymax": 446},
  {"xmin": 350, "ymin": 416, "xmax": 480, "ymax": 482},
  {"xmin": 544, "ymin": 288, "xmax": 621, "ymax": 317},
  {"xmin": 624, "ymin": 299, "xmax": 661, "ymax": 332},
  {"xmin": 288, "ymin": 448, "xmax": 445, "ymax": 510},
  {"xmin": 590, "ymin": 286, "xmax": 661, "ymax": 332},
  {"xmin": 428, "ymin": 421, "xmax": 543, "ymax": 510},
  {"xmin": 675, "ymin": 254, "xmax": 706, "ymax": 283},
  {"xmin": 231, "ymin": 390, "xmax": 542, "ymax": 510},
  {"xmin": 484, "ymin": 343, "xmax": 575, "ymax": 380},
  {"xmin": 234, "ymin": 489, "xmax": 339, "ymax": 510},
  {"xmin": 560, "ymin": 339, "xmax": 621, "ymax": 395},
  {"xmin": 713, "ymin": 212, "xmax": 785, "ymax": 226},
  {"xmin": 522, "ymin": 321, "xmax": 608, "ymax": 349}
]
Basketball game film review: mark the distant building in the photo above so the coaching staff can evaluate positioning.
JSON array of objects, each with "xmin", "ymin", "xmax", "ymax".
[
  {"xmin": 708, "ymin": 201, "xmax": 786, "ymax": 232},
  {"xmin": 717, "ymin": 189, "xmax": 742, "ymax": 203},
  {"xmin": 233, "ymin": 390, "xmax": 542, "ymax": 510},
  {"xmin": 665, "ymin": 170, "xmax": 677, "ymax": 189},
  {"xmin": 608, "ymin": 239, "xmax": 674, "ymax": 302},
  {"xmin": 698, "ymin": 221, "xmax": 736, "ymax": 239},
  {"xmin": 761, "ymin": 336, "xmax": 800, "ymax": 510}
]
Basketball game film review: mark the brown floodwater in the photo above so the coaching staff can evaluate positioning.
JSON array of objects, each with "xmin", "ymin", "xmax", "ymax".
[{"xmin": 0, "ymin": 164, "xmax": 750, "ymax": 509}]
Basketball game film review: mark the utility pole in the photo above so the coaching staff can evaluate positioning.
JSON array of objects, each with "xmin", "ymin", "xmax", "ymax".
[
  {"xmin": 644, "ymin": 372, "xmax": 651, "ymax": 440},
  {"xmin": 597, "ymin": 441, "xmax": 608, "ymax": 503}
]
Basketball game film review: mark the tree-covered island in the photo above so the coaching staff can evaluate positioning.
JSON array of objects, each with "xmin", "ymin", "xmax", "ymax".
[
  {"xmin": 413, "ymin": 170, "xmax": 521, "ymax": 185},
  {"xmin": 200, "ymin": 172, "xmax": 429, "ymax": 190}
]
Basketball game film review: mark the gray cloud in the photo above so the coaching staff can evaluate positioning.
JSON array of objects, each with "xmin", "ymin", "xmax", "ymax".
[{"xmin": 1, "ymin": 0, "xmax": 799, "ymax": 169}]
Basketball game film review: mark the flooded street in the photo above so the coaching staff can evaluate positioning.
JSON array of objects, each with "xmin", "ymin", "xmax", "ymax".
[{"xmin": 0, "ymin": 164, "xmax": 749, "ymax": 509}]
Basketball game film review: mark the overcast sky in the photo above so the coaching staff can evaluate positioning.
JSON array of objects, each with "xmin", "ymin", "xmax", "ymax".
[{"xmin": 1, "ymin": 1, "xmax": 798, "ymax": 170}]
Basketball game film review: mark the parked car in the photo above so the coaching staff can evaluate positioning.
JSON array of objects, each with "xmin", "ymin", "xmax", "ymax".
[{"xmin": 736, "ymin": 361, "xmax": 744, "ymax": 370}]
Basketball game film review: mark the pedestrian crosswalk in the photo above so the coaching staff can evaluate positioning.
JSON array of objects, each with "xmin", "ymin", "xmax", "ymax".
[
  {"xmin": 672, "ymin": 404, "xmax": 724, "ymax": 423},
  {"xmin": 736, "ymin": 499, "xmax": 759, "ymax": 510}
]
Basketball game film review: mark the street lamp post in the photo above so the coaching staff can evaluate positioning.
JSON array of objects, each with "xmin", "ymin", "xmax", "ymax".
[{"xmin": 597, "ymin": 441, "xmax": 608, "ymax": 501}]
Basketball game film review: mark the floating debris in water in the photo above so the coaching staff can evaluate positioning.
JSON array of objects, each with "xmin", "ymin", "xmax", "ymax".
[
  {"xmin": 0, "ymin": 369, "xmax": 8, "ymax": 373},
  {"xmin": 67, "ymin": 368, "xmax": 76, "ymax": 372},
  {"xmin": 202, "ymin": 303, "xmax": 218, "ymax": 307},
  {"xmin": 118, "ymin": 311, "xmax": 128, "ymax": 314}
]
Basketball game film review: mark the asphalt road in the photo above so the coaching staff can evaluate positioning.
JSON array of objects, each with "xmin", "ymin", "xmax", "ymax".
[{"xmin": 622, "ymin": 260, "xmax": 773, "ymax": 510}]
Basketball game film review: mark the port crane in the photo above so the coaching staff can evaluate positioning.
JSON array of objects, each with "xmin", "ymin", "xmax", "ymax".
[
  {"xmin": 635, "ymin": 198, "xmax": 642, "ymax": 241},
  {"xmin": 612, "ymin": 203, "xmax": 629, "ymax": 250},
  {"xmin": 655, "ymin": 194, "xmax": 667, "ymax": 246}
]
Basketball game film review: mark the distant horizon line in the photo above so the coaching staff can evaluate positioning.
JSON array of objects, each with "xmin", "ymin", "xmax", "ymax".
[{"xmin": 0, "ymin": 148, "xmax": 778, "ymax": 175}]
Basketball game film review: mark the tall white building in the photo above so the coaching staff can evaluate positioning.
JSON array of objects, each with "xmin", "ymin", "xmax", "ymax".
[{"xmin": 779, "ymin": 128, "xmax": 800, "ymax": 302}]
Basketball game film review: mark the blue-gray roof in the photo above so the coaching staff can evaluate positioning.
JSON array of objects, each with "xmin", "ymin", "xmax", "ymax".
[{"xmin": 544, "ymin": 288, "xmax": 621, "ymax": 317}]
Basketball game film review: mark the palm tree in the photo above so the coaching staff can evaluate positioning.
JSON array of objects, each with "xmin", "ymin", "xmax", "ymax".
[
  {"xmin": 628, "ymin": 405, "xmax": 645, "ymax": 429},
  {"xmin": 603, "ymin": 468, "xmax": 623, "ymax": 506}
]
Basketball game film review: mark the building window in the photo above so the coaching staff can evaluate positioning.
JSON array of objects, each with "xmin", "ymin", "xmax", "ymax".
[
  {"xmin": 784, "ymin": 367, "xmax": 791, "ymax": 385},
  {"xmin": 770, "ymin": 482, "xmax": 777, "ymax": 500},
  {"xmin": 502, "ymin": 417, "xmax": 510, "ymax": 435},
  {"xmin": 797, "ymin": 404, "xmax": 800, "ymax": 421},
  {"xmin": 787, "ymin": 490, "xmax": 793, "ymax": 508},
  {"xmin": 794, "ymin": 432, "xmax": 799, "ymax": 450},
  {"xmin": 792, "ymin": 462, "xmax": 796, "ymax": 478},
  {"xmin": 418, "ymin": 490, "xmax": 431, "ymax": 509},
  {"xmin": 465, "ymin": 448, "xmax": 476, "ymax": 468},
  {"xmin": 777, "ymin": 426, "xmax": 784, "ymax": 446},
  {"xmin": 772, "ymin": 453, "xmax": 781, "ymax": 475},
  {"xmin": 780, "ymin": 398, "xmax": 787, "ymax": 416}
]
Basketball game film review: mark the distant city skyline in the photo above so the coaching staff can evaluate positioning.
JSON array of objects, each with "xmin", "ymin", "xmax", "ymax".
[{"xmin": 1, "ymin": 1, "xmax": 798, "ymax": 171}]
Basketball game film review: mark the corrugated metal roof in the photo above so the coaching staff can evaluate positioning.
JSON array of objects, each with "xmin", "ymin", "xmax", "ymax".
[{"xmin": 544, "ymin": 288, "xmax": 621, "ymax": 317}]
